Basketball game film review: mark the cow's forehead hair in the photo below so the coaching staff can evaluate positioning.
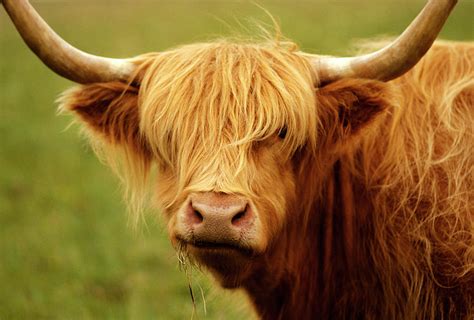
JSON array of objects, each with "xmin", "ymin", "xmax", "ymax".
[{"xmin": 136, "ymin": 40, "xmax": 319, "ymax": 169}]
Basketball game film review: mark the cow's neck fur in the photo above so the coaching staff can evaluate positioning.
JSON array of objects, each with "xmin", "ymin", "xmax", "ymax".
[{"xmin": 243, "ymin": 158, "xmax": 372, "ymax": 319}]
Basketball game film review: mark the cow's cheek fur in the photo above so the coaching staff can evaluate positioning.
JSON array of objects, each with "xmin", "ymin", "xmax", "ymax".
[
  {"xmin": 247, "ymin": 142, "xmax": 297, "ymax": 253},
  {"xmin": 152, "ymin": 168, "xmax": 183, "ymax": 244}
]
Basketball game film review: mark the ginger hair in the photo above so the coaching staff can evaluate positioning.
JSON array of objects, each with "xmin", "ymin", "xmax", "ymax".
[{"xmin": 59, "ymin": 39, "xmax": 474, "ymax": 319}]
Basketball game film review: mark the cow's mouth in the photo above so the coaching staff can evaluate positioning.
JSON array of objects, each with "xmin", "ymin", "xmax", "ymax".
[
  {"xmin": 176, "ymin": 237, "xmax": 254, "ymax": 257},
  {"xmin": 189, "ymin": 240, "xmax": 254, "ymax": 256},
  {"xmin": 175, "ymin": 237, "xmax": 257, "ymax": 287}
]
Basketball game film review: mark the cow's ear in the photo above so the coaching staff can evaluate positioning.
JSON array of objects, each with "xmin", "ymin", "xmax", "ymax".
[
  {"xmin": 59, "ymin": 82, "xmax": 149, "ymax": 156},
  {"xmin": 315, "ymin": 78, "xmax": 395, "ymax": 153}
]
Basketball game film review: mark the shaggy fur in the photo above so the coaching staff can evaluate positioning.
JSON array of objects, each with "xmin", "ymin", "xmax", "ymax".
[{"xmin": 59, "ymin": 40, "xmax": 473, "ymax": 319}]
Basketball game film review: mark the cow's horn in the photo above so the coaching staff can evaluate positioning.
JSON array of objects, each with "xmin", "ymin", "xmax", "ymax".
[
  {"xmin": 2, "ymin": 0, "xmax": 135, "ymax": 84},
  {"xmin": 312, "ymin": 0, "xmax": 458, "ymax": 84}
]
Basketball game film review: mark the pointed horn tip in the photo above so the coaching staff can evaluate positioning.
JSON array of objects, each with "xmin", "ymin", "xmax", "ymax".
[
  {"xmin": 312, "ymin": 0, "xmax": 459, "ymax": 84},
  {"xmin": 3, "ymin": 0, "xmax": 136, "ymax": 84}
]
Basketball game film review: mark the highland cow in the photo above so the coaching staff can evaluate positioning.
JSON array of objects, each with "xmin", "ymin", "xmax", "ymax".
[{"xmin": 3, "ymin": 0, "xmax": 473, "ymax": 319}]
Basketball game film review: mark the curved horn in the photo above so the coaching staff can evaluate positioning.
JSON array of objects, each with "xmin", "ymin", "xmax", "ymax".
[
  {"xmin": 313, "ymin": 0, "xmax": 458, "ymax": 84},
  {"xmin": 2, "ymin": 0, "xmax": 135, "ymax": 84}
]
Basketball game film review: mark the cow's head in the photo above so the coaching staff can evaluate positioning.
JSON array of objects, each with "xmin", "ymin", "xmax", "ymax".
[
  {"xmin": 3, "ymin": 0, "xmax": 457, "ymax": 288},
  {"xmin": 59, "ymin": 43, "xmax": 320, "ymax": 287}
]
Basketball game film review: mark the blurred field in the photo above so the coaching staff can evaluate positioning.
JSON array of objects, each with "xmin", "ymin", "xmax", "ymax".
[{"xmin": 0, "ymin": 1, "xmax": 472, "ymax": 319}]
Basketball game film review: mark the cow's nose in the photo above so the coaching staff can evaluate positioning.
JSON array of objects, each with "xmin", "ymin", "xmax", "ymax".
[
  {"xmin": 183, "ymin": 193, "xmax": 254, "ymax": 242},
  {"xmin": 188, "ymin": 196, "xmax": 250, "ymax": 227}
]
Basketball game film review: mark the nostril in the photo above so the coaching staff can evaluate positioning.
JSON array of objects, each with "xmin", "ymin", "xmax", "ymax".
[
  {"xmin": 231, "ymin": 205, "xmax": 249, "ymax": 226},
  {"xmin": 188, "ymin": 201, "xmax": 204, "ymax": 225},
  {"xmin": 193, "ymin": 209, "xmax": 204, "ymax": 223},
  {"xmin": 231, "ymin": 210, "xmax": 245, "ymax": 224}
]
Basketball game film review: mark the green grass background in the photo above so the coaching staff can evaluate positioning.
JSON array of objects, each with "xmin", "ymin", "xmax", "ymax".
[{"xmin": 0, "ymin": 1, "xmax": 472, "ymax": 319}]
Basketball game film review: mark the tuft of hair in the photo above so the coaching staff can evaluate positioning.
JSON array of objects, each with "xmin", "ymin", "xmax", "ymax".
[{"xmin": 137, "ymin": 39, "xmax": 317, "ymax": 206}]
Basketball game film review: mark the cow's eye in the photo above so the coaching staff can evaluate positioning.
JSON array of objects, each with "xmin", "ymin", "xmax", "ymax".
[{"xmin": 278, "ymin": 127, "xmax": 287, "ymax": 139}]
